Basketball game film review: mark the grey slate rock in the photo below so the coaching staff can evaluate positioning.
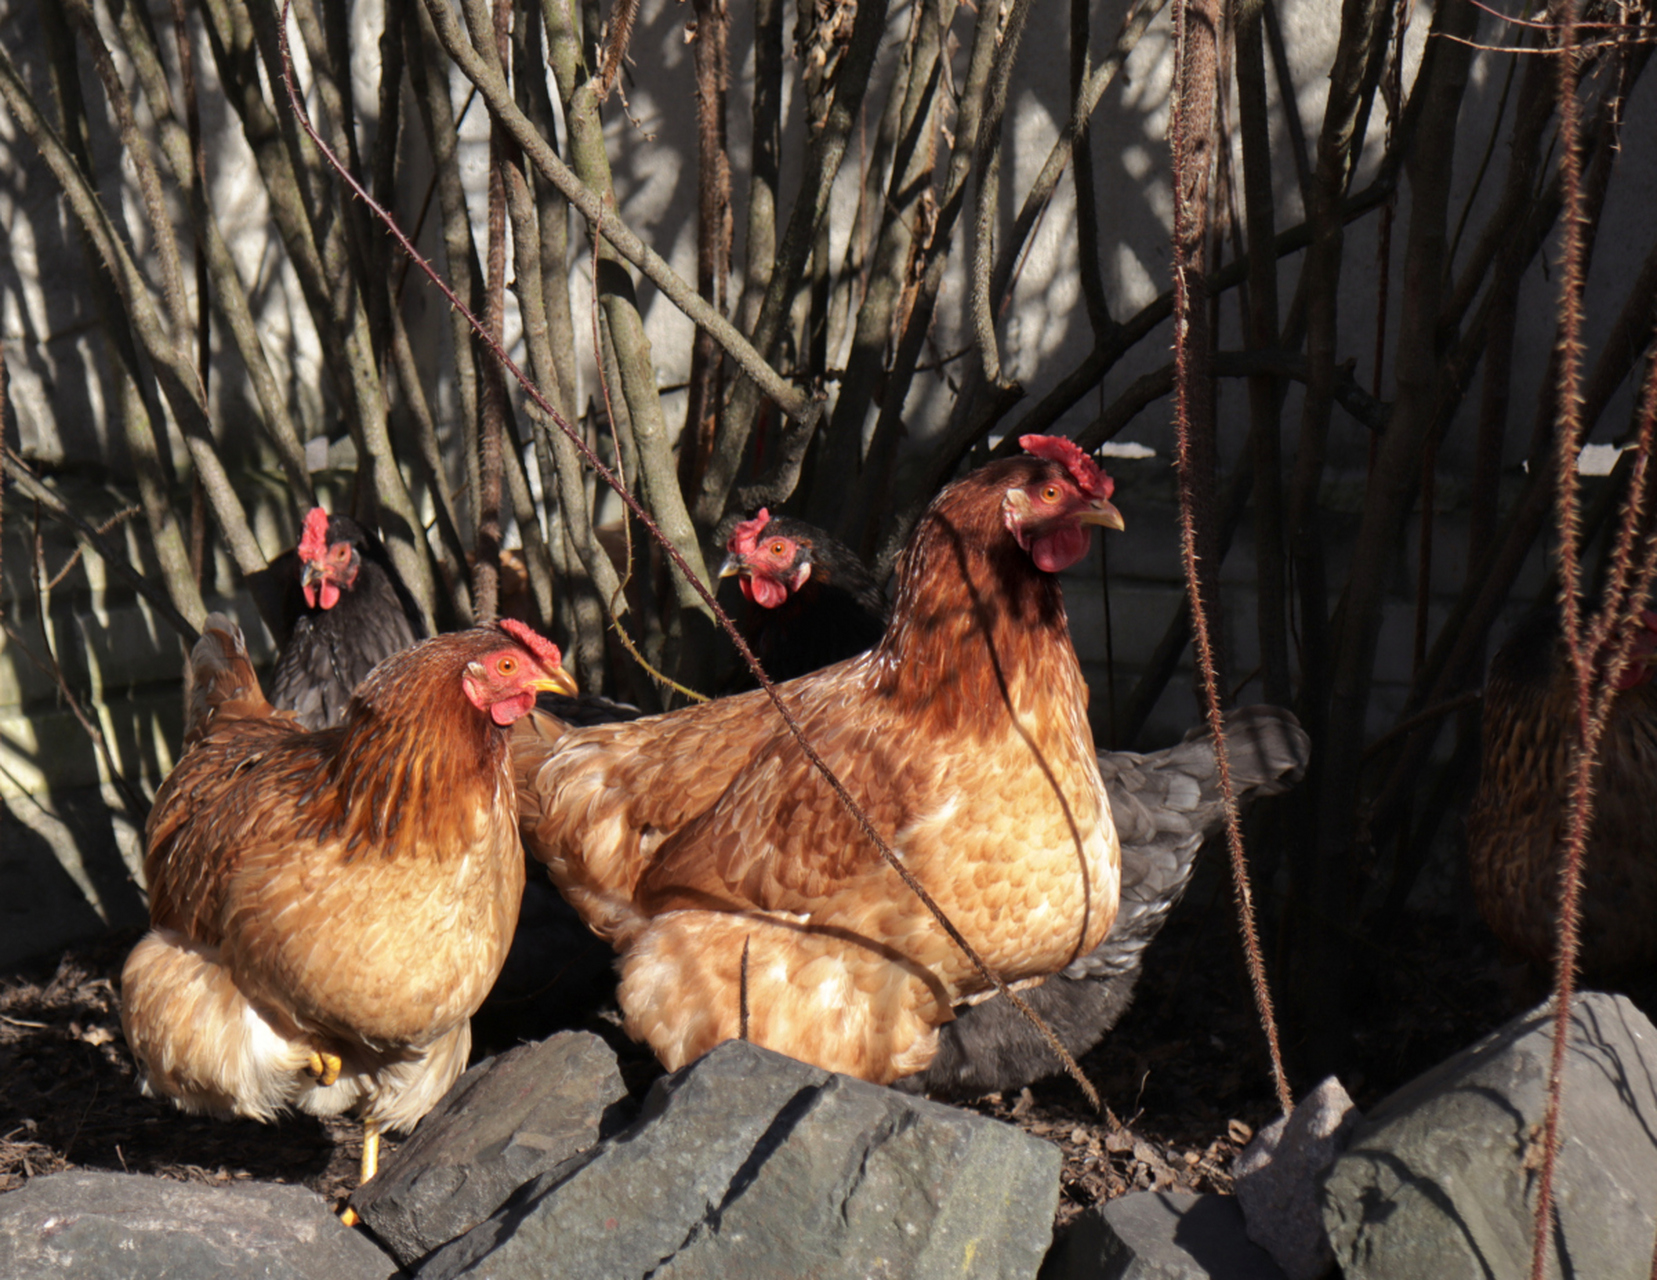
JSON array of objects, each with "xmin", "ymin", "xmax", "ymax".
[
  {"xmin": 350, "ymin": 1031, "xmax": 627, "ymax": 1266},
  {"xmin": 0, "ymin": 1169, "xmax": 398, "ymax": 1279},
  {"xmin": 1322, "ymin": 991, "xmax": 1657, "ymax": 1279},
  {"xmin": 1041, "ymin": 1192, "xmax": 1288, "ymax": 1280},
  {"xmin": 1232, "ymin": 1076, "xmax": 1359, "ymax": 1280},
  {"xmin": 417, "ymin": 1038, "xmax": 1061, "ymax": 1279}
]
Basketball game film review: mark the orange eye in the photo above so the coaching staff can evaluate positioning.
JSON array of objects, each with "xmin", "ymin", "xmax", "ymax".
[
  {"xmin": 498, "ymin": 656, "xmax": 517, "ymax": 675},
  {"xmin": 1041, "ymin": 485, "xmax": 1061, "ymax": 503},
  {"xmin": 771, "ymin": 541, "xmax": 788, "ymax": 556}
]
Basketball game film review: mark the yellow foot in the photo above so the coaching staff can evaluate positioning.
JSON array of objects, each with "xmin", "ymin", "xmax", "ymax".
[{"xmin": 306, "ymin": 1050, "xmax": 343, "ymax": 1087}]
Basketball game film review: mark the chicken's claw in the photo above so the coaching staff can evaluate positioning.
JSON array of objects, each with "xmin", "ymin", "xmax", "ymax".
[{"xmin": 306, "ymin": 1050, "xmax": 343, "ymax": 1087}]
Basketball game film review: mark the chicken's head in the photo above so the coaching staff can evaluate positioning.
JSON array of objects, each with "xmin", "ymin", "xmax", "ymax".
[
  {"xmin": 1002, "ymin": 435, "xmax": 1125, "ymax": 573},
  {"xmin": 719, "ymin": 510, "xmax": 813, "ymax": 609},
  {"xmin": 462, "ymin": 619, "xmax": 579, "ymax": 726},
  {"xmin": 1613, "ymin": 610, "xmax": 1657, "ymax": 691},
  {"xmin": 297, "ymin": 507, "xmax": 361, "ymax": 610}
]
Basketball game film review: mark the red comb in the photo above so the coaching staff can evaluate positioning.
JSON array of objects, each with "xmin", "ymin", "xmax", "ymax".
[
  {"xmin": 298, "ymin": 507, "xmax": 330, "ymax": 564},
  {"xmin": 500, "ymin": 618, "xmax": 563, "ymax": 670},
  {"xmin": 728, "ymin": 509, "xmax": 772, "ymax": 557},
  {"xmin": 1019, "ymin": 435, "xmax": 1114, "ymax": 501}
]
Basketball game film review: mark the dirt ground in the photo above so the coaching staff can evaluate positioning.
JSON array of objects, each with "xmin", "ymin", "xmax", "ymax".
[{"xmin": 0, "ymin": 843, "xmax": 1541, "ymax": 1236}]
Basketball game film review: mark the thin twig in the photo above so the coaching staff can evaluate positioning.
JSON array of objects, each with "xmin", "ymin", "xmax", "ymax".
[
  {"xmin": 2, "ymin": 451, "xmax": 199, "ymax": 644},
  {"xmin": 20, "ymin": 515, "xmax": 147, "ymax": 826}
]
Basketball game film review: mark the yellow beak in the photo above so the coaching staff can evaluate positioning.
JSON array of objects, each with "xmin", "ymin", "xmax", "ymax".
[
  {"xmin": 1077, "ymin": 500, "xmax": 1126, "ymax": 532},
  {"xmin": 529, "ymin": 669, "xmax": 580, "ymax": 697},
  {"xmin": 718, "ymin": 553, "xmax": 744, "ymax": 579}
]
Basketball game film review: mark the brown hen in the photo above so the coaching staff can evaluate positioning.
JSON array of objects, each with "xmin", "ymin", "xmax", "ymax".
[
  {"xmin": 120, "ymin": 614, "xmax": 576, "ymax": 1192},
  {"xmin": 1467, "ymin": 607, "xmax": 1657, "ymax": 979},
  {"xmin": 515, "ymin": 436, "xmax": 1125, "ymax": 1083}
]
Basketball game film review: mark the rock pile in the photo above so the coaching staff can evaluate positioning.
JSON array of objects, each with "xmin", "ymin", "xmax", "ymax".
[{"xmin": 3, "ymin": 992, "xmax": 1654, "ymax": 1278}]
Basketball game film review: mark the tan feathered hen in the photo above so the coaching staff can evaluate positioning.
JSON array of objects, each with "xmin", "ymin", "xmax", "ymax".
[
  {"xmin": 515, "ymin": 436, "xmax": 1125, "ymax": 1083},
  {"xmin": 120, "ymin": 614, "xmax": 576, "ymax": 1190},
  {"xmin": 1467, "ymin": 606, "xmax": 1657, "ymax": 979}
]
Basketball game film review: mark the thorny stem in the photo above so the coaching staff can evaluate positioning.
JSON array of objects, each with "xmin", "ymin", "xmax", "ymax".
[
  {"xmin": 1530, "ymin": 7, "xmax": 1651, "ymax": 1276},
  {"xmin": 1531, "ymin": 0, "xmax": 1587, "ymax": 1270},
  {"xmin": 276, "ymin": 18, "xmax": 1101, "ymax": 1110},
  {"xmin": 1171, "ymin": 0, "xmax": 1292, "ymax": 1116}
]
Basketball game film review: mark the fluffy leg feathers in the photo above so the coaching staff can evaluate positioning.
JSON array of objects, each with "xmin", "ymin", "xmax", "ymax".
[{"xmin": 120, "ymin": 929, "xmax": 361, "ymax": 1123}]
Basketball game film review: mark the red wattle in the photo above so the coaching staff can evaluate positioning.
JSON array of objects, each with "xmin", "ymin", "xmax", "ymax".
[
  {"xmin": 747, "ymin": 574, "xmax": 788, "ymax": 610},
  {"xmin": 302, "ymin": 582, "xmax": 319, "ymax": 609},
  {"xmin": 321, "ymin": 581, "xmax": 341, "ymax": 610},
  {"xmin": 491, "ymin": 692, "xmax": 536, "ymax": 725},
  {"xmin": 1030, "ymin": 526, "xmax": 1092, "ymax": 574}
]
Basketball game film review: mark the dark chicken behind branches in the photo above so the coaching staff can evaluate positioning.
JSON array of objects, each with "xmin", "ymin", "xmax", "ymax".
[
  {"xmin": 516, "ymin": 436, "xmax": 1126, "ymax": 1084},
  {"xmin": 716, "ymin": 497, "xmax": 1310, "ymax": 1096},
  {"xmin": 1467, "ymin": 606, "xmax": 1657, "ymax": 981},
  {"xmin": 718, "ymin": 510, "xmax": 890, "ymax": 684},
  {"xmin": 269, "ymin": 507, "xmax": 427, "ymax": 730}
]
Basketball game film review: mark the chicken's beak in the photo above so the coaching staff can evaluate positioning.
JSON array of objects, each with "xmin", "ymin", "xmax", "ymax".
[
  {"xmin": 718, "ymin": 553, "xmax": 744, "ymax": 579},
  {"xmin": 1077, "ymin": 499, "xmax": 1126, "ymax": 532},
  {"xmin": 530, "ymin": 668, "xmax": 580, "ymax": 698}
]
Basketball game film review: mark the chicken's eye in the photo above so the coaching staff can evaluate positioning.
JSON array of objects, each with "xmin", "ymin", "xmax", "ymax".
[
  {"xmin": 332, "ymin": 545, "xmax": 351, "ymax": 561},
  {"xmin": 1040, "ymin": 485, "xmax": 1062, "ymax": 504},
  {"xmin": 497, "ymin": 656, "xmax": 517, "ymax": 676},
  {"xmin": 771, "ymin": 541, "xmax": 788, "ymax": 557}
]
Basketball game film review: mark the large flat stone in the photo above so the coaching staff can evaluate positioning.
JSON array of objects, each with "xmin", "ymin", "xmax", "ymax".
[
  {"xmin": 0, "ymin": 1170, "xmax": 397, "ymax": 1279},
  {"xmin": 1322, "ymin": 991, "xmax": 1657, "ymax": 1279},
  {"xmin": 350, "ymin": 1031, "xmax": 628, "ymax": 1266},
  {"xmin": 1041, "ymin": 1192, "xmax": 1288, "ymax": 1280},
  {"xmin": 417, "ymin": 1038, "xmax": 1061, "ymax": 1279}
]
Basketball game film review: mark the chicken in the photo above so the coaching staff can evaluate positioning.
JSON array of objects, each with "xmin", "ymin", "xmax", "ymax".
[
  {"xmin": 902, "ymin": 705, "xmax": 1309, "ymax": 1096},
  {"xmin": 120, "ymin": 613, "xmax": 576, "ymax": 1194},
  {"xmin": 718, "ymin": 509, "xmax": 889, "ymax": 683},
  {"xmin": 1466, "ymin": 606, "xmax": 1657, "ymax": 979},
  {"xmin": 269, "ymin": 507, "xmax": 427, "ymax": 730},
  {"xmin": 514, "ymin": 435, "xmax": 1125, "ymax": 1083},
  {"xmin": 715, "ymin": 513, "xmax": 1311, "ymax": 1095}
]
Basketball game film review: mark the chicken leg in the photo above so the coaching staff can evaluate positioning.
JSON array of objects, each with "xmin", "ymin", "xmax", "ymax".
[{"xmin": 337, "ymin": 1119, "xmax": 382, "ymax": 1227}]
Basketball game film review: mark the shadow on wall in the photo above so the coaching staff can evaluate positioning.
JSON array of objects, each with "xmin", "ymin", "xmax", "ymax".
[{"xmin": 1, "ymin": 781, "xmax": 148, "ymax": 969}]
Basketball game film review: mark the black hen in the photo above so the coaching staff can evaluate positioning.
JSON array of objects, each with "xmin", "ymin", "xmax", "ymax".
[
  {"xmin": 717, "ymin": 514, "xmax": 1310, "ymax": 1095},
  {"xmin": 268, "ymin": 508, "xmax": 427, "ymax": 730},
  {"xmin": 718, "ymin": 509, "xmax": 889, "ymax": 683},
  {"xmin": 898, "ymin": 705, "xmax": 1309, "ymax": 1097}
]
